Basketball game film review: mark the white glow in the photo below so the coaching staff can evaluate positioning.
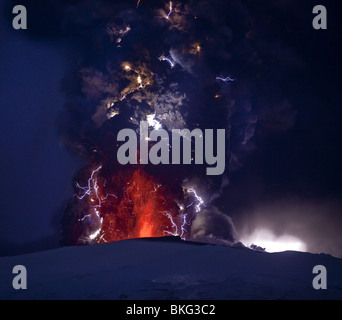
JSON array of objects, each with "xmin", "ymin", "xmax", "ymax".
[
  {"xmin": 88, "ymin": 228, "xmax": 101, "ymax": 240},
  {"xmin": 147, "ymin": 113, "xmax": 162, "ymax": 130},
  {"xmin": 241, "ymin": 228, "xmax": 307, "ymax": 253},
  {"xmin": 107, "ymin": 109, "xmax": 119, "ymax": 119}
]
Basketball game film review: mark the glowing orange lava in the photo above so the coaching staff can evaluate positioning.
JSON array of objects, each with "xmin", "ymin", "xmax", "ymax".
[{"xmin": 99, "ymin": 169, "xmax": 179, "ymax": 242}]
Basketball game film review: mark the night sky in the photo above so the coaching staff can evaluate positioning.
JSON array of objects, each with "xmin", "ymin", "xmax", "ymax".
[{"xmin": 1, "ymin": 0, "xmax": 342, "ymax": 257}]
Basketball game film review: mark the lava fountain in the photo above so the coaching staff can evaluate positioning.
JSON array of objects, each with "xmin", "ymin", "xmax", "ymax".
[{"xmin": 61, "ymin": 162, "xmax": 203, "ymax": 245}]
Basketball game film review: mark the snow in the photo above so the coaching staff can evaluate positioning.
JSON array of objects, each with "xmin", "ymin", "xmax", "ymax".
[{"xmin": 0, "ymin": 237, "xmax": 341, "ymax": 300}]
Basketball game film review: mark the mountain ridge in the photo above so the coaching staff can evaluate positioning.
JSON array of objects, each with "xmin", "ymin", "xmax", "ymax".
[{"xmin": 1, "ymin": 237, "xmax": 341, "ymax": 300}]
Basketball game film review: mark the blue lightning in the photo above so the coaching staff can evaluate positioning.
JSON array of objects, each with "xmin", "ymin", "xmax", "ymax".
[
  {"xmin": 159, "ymin": 55, "xmax": 175, "ymax": 68},
  {"xmin": 187, "ymin": 187, "xmax": 204, "ymax": 213},
  {"xmin": 180, "ymin": 213, "xmax": 190, "ymax": 239},
  {"xmin": 216, "ymin": 76, "xmax": 235, "ymax": 83},
  {"xmin": 164, "ymin": 212, "xmax": 179, "ymax": 236},
  {"xmin": 165, "ymin": 1, "xmax": 180, "ymax": 20},
  {"xmin": 75, "ymin": 165, "xmax": 117, "ymax": 243},
  {"xmin": 76, "ymin": 166, "xmax": 102, "ymax": 201},
  {"xmin": 166, "ymin": 1, "xmax": 174, "ymax": 19}
]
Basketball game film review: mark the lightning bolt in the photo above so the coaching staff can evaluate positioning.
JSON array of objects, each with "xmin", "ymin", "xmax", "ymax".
[
  {"xmin": 159, "ymin": 55, "xmax": 175, "ymax": 68},
  {"xmin": 180, "ymin": 213, "xmax": 190, "ymax": 239},
  {"xmin": 76, "ymin": 166, "xmax": 102, "ymax": 200},
  {"xmin": 167, "ymin": 1, "xmax": 173, "ymax": 19},
  {"xmin": 216, "ymin": 76, "xmax": 235, "ymax": 83},
  {"xmin": 187, "ymin": 187, "xmax": 204, "ymax": 213},
  {"xmin": 165, "ymin": 1, "xmax": 180, "ymax": 20},
  {"xmin": 164, "ymin": 212, "xmax": 179, "ymax": 236},
  {"xmin": 75, "ymin": 166, "xmax": 117, "ymax": 242}
]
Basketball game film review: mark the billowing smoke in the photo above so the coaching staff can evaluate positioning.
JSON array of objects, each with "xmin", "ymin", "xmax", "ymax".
[
  {"xmin": 11, "ymin": 0, "xmax": 309, "ymax": 249},
  {"xmin": 189, "ymin": 207, "xmax": 237, "ymax": 246}
]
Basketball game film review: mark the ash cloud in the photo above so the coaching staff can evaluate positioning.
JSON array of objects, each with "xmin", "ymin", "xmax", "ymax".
[
  {"xmin": 19, "ymin": 0, "xmax": 302, "ymax": 164},
  {"xmin": 189, "ymin": 207, "xmax": 236, "ymax": 246},
  {"xmin": 11, "ymin": 0, "xmax": 314, "ymax": 247}
]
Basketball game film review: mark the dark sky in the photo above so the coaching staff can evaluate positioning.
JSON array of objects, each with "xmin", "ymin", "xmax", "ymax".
[
  {"xmin": 0, "ymin": 1, "xmax": 80, "ymax": 255},
  {"xmin": 1, "ymin": 0, "xmax": 342, "ymax": 257},
  {"xmin": 218, "ymin": 0, "xmax": 342, "ymax": 257}
]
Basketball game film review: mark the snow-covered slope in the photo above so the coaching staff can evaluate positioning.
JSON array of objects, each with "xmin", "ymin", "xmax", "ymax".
[{"xmin": 1, "ymin": 238, "xmax": 341, "ymax": 300}]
